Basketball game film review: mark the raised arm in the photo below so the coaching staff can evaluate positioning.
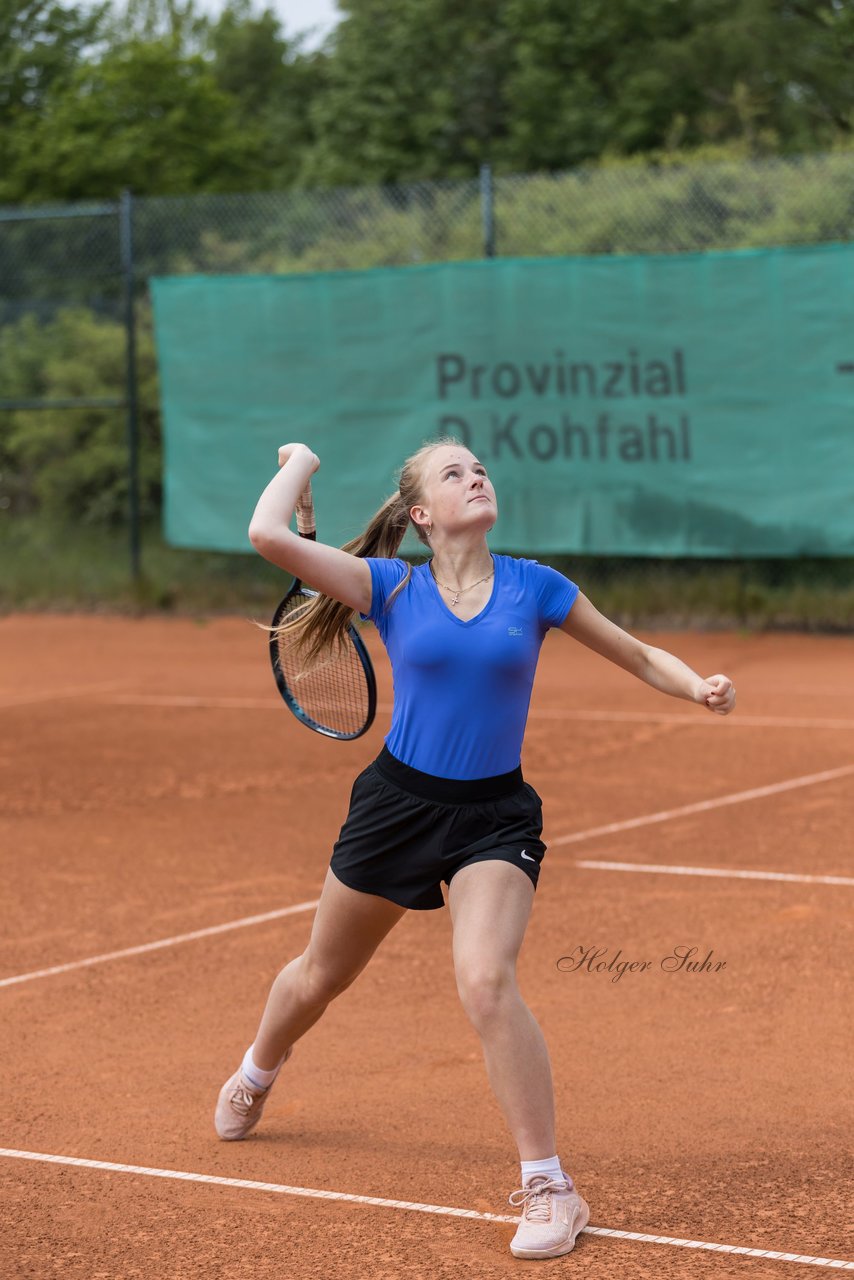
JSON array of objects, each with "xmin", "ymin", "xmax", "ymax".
[
  {"xmin": 559, "ymin": 592, "xmax": 736, "ymax": 715},
  {"xmin": 248, "ymin": 444, "xmax": 372, "ymax": 616}
]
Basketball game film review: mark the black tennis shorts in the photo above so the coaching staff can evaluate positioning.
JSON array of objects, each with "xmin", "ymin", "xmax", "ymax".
[{"xmin": 329, "ymin": 745, "xmax": 547, "ymax": 910}]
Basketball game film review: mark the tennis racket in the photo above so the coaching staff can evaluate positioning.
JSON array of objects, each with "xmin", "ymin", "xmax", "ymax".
[{"xmin": 269, "ymin": 482, "xmax": 377, "ymax": 739}]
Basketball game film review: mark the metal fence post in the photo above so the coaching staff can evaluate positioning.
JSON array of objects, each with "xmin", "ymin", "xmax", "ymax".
[
  {"xmin": 480, "ymin": 163, "xmax": 496, "ymax": 258},
  {"xmin": 119, "ymin": 189, "xmax": 141, "ymax": 580}
]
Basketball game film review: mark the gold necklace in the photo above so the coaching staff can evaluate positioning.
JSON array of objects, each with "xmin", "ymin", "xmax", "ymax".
[{"xmin": 428, "ymin": 558, "xmax": 494, "ymax": 607}]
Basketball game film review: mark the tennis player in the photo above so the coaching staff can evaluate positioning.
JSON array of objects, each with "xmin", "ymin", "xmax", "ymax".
[{"xmin": 215, "ymin": 437, "xmax": 736, "ymax": 1260}]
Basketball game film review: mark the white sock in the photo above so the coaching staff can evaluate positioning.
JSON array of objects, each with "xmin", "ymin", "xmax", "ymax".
[
  {"xmin": 241, "ymin": 1044, "xmax": 288, "ymax": 1090},
  {"xmin": 520, "ymin": 1155, "xmax": 571, "ymax": 1189}
]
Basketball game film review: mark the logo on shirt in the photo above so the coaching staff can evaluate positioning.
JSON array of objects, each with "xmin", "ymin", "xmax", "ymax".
[{"xmin": 508, "ymin": 626, "xmax": 523, "ymax": 636}]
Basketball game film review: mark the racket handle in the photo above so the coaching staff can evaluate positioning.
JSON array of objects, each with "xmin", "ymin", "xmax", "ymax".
[{"xmin": 295, "ymin": 482, "xmax": 316, "ymax": 538}]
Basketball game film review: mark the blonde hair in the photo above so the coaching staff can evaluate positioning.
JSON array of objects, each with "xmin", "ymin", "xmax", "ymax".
[{"xmin": 273, "ymin": 436, "xmax": 464, "ymax": 670}]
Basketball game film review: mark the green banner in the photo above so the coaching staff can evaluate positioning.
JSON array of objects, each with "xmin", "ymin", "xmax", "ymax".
[{"xmin": 151, "ymin": 245, "xmax": 854, "ymax": 556}]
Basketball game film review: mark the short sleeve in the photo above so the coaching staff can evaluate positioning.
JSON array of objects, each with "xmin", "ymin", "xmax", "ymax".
[
  {"xmin": 359, "ymin": 557, "xmax": 409, "ymax": 627},
  {"xmin": 530, "ymin": 561, "xmax": 579, "ymax": 629}
]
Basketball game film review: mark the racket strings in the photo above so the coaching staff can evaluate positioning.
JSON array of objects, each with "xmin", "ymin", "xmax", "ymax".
[{"xmin": 273, "ymin": 590, "xmax": 371, "ymax": 736}]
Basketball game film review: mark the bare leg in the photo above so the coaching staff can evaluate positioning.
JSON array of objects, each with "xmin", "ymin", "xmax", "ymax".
[
  {"xmin": 251, "ymin": 867, "xmax": 407, "ymax": 1070},
  {"xmin": 448, "ymin": 860, "xmax": 556, "ymax": 1161}
]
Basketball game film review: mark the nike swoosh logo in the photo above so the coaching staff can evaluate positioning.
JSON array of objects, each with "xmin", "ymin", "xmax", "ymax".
[{"xmin": 521, "ymin": 851, "xmax": 536, "ymax": 862}]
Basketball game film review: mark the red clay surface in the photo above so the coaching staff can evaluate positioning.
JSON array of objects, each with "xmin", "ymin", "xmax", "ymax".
[{"xmin": 1, "ymin": 615, "xmax": 852, "ymax": 1279}]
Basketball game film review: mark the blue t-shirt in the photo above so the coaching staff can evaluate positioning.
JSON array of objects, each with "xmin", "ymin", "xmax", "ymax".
[{"xmin": 361, "ymin": 554, "xmax": 578, "ymax": 780}]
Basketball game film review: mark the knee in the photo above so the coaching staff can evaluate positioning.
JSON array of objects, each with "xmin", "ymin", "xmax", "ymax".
[
  {"xmin": 296, "ymin": 950, "xmax": 358, "ymax": 1007},
  {"xmin": 456, "ymin": 965, "xmax": 517, "ymax": 1028}
]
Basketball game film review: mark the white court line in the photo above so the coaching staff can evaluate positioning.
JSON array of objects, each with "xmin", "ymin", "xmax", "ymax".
[
  {"xmin": 98, "ymin": 694, "xmax": 854, "ymax": 731},
  {"xmin": 550, "ymin": 763, "xmax": 854, "ymax": 847},
  {"xmin": 575, "ymin": 861, "xmax": 854, "ymax": 887},
  {"xmin": 101, "ymin": 693, "xmax": 379, "ymax": 711},
  {"xmin": 3, "ymin": 763, "xmax": 852, "ymax": 990},
  {"xmin": 0, "ymin": 900, "xmax": 319, "ymax": 989},
  {"xmin": 105, "ymin": 694, "xmax": 278, "ymax": 709},
  {"xmin": 529, "ymin": 708, "xmax": 854, "ymax": 731},
  {"xmin": 0, "ymin": 1149, "xmax": 850, "ymax": 1270},
  {"xmin": 0, "ymin": 682, "xmax": 121, "ymax": 709}
]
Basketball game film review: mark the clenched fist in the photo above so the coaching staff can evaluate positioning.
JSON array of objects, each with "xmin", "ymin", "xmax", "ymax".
[
  {"xmin": 277, "ymin": 443, "xmax": 320, "ymax": 473},
  {"xmin": 698, "ymin": 674, "xmax": 736, "ymax": 715}
]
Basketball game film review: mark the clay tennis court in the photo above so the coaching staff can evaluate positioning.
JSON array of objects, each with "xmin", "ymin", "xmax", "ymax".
[{"xmin": 1, "ymin": 614, "xmax": 852, "ymax": 1278}]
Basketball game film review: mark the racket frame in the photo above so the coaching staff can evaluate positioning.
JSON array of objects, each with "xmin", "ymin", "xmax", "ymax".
[{"xmin": 268, "ymin": 483, "xmax": 377, "ymax": 740}]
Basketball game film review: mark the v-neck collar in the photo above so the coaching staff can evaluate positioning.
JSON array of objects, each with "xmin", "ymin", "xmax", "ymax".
[{"xmin": 425, "ymin": 554, "xmax": 499, "ymax": 626}]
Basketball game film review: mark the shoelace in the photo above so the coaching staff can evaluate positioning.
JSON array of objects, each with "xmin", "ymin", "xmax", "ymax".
[
  {"xmin": 508, "ymin": 1177, "xmax": 571, "ymax": 1221},
  {"xmin": 230, "ymin": 1082, "xmax": 264, "ymax": 1116}
]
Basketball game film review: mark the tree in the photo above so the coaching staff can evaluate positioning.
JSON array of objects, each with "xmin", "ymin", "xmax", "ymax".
[
  {"xmin": 498, "ymin": 0, "xmax": 700, "ymax": 170},
  {"xmin": 107, "ymin": 0, "xmax": 207, "ymax": 49},
  {"xmin": 303, "ymin": 0, "xmax": 854, "ymax": 185},
  {"xmin": 3, "ymin": 0, "xmax": 854, "ymax": 203},
  {"xmin": 302, "ymin": 0, "xmax": 515, "ymax": 185},
  {"xmin": 0, "ymin": 0, "xmax": 109, "ymax": 114},
  {"xmin": 0, "ymin": 0, "xmax": 110, "ymax": 190},
  {"xmin": 0, "ymin": 39, "xmax": 262, "ymax": 202},
  {"xmin": 207, "ymin": 0, "xmax": 325, "ymax": 187},
  {"xmin": 499, "ymin": 0, "xmax": 854, "ymax": 170},
  {"xmin": 0, "ymin": 306, "xmax": 160, "ymax": 525}
]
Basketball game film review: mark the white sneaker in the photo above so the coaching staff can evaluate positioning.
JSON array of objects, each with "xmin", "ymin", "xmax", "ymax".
[
  {"xmin": 214, "ymin": 1046, "xmax": 293, "ymax": 1141},
  {"xmin": 508, "ymin": 1173, "xmax": 590, "ymax": 1259}
]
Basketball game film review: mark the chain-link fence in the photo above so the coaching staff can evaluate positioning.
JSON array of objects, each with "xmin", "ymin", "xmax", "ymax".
[
  {"xmin": 2, "ymin": 151, "xmax": 853, "ymax": 613},
  {"xmin": 0, "ymin": 195, "xmax": 144, "ymax": 568},
  {"xmin": 134, "ymin": 150, "xmax": 854, "ymax": 276},
  {"xmin": 7, "ymin": 149, "xmax": 853, "ymax": 293}
]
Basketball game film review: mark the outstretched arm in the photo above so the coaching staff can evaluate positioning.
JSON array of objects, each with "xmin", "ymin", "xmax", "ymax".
[
  {"xmin": 248, "ymin": 443, "xmax": 372, "ymax": 616},
  {"xmin": 559, "ymin": 592, "xmax": 736, "ymax": 715}
]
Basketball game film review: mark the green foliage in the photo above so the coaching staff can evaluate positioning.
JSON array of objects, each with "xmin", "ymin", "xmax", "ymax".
[
  {"xmin": 0, "ymin": 0, "xmax": 327, "ymax": 202},
  {"xmin": 0, "ymin": 515, "xmax": 285, "ymax": 611},
  {"xmin": 106, "ymin": 0, "xmax": 208, "ymax": 49},
  {"xmin": 303, "ymin": 0, "xmax": 854, "ymax": 185},
  {"xmin": 1, "ymin": 513, "xmax": 851, "ymax": 627},
  {"xmin": 1, "ymin": 40, "xmax": 260, "ymax": 203},
  {"xmin": 4, "ymin": 0, "xmax": 854, "ymax": 200},
  {"xmin": 492, "ymin": 148, "xmax": 854, "ymax": 255},
  {"xmin": 497, "ymin": 0, "xmax": 854, "ymax": 171},
  {"xmin": 0, "ymin": 0, "xmax": 109, "ymax": 115},
  {"xmin": 111, "ymin": 145, "xmax": 854, "ymax": 278},
  {"xmin": 0, "ymin": 306, "xmax": 160, "ymax": 525},
  {"xmin": 303, "ymin": 0, "xmax": 514, "ymax": 185},
  {"xmin": 0, "ymin": 0, "xmax": 111, "ymax": 192},
  {"xmin": 207, "ymin": 0, "xmax": 327, "ymax": 188},
  {"xmin": 551, "ymin": 554, "xmax": 854, "ymax": 632}
]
